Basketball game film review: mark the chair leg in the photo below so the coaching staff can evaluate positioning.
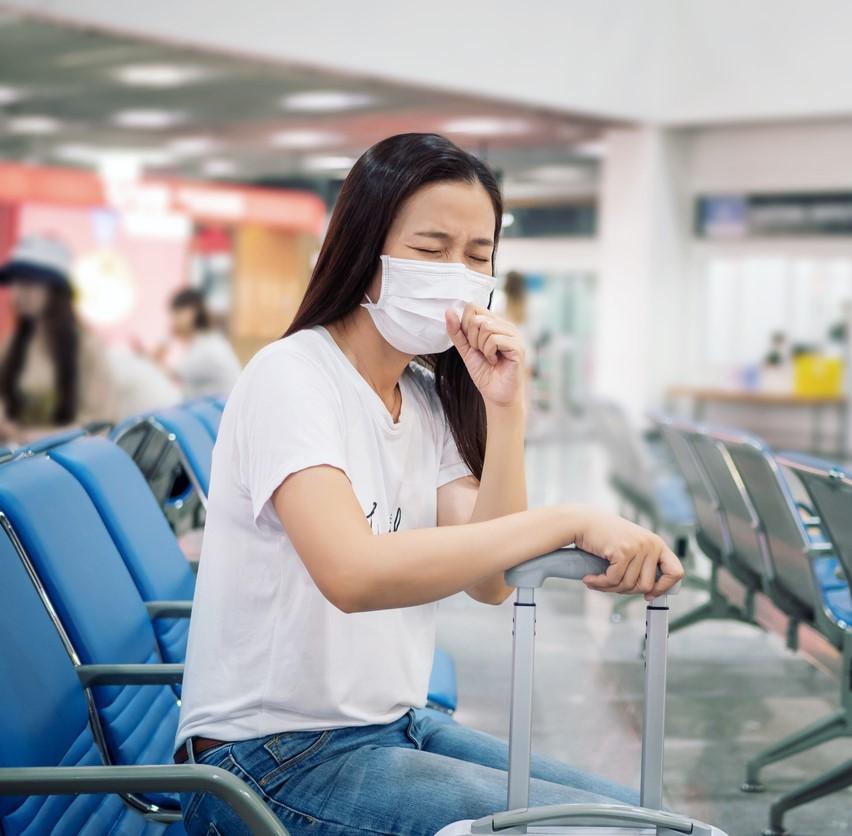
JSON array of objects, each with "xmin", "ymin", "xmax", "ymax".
[
  {"xmin": 764, "ymin": 757, "xmax": 852, "ymax": 836},
  {"xmin": 742, "ymin": 709, "xmax": 849, "ymax": 792}
]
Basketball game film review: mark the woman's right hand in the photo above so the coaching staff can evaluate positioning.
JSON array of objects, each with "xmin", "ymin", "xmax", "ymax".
[{"xmin": 570, "ymin": 507, "xmax": 684, "ymax": 600}]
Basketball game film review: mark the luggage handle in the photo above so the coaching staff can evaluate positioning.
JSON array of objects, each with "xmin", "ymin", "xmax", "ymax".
[
  {"xmin": 503, "ymin": 547, "xmax": 672, "ymax": 819},
  {"xmin": 469, "ymin": 802, "xmax": 704, "ymax": 834}
]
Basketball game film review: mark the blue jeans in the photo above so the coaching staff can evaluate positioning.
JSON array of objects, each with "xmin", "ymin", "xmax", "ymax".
[{"xmin": 180, "ymin": 709, "xmax": 638, "ymax": 835}]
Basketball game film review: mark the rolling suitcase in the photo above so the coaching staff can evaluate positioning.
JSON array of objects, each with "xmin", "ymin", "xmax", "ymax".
[{"xmin": 436, "ymin": 548, "xmax": 728, "ymax": 835}]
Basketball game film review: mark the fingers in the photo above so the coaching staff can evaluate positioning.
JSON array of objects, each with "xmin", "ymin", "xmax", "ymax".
[
  {"xmin": 445, "ymin": 309, "xmax": 470, "ymax": 356},
  {"xmin": 649, "ymin": 546, "xmax": 685, "ymax": 598},
  {"xmin": 458, "ymin": 303, "xmax": 524, "ymax": 366}
]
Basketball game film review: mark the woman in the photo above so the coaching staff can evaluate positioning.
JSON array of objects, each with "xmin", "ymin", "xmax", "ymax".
[
  {"xmin": 0, "ymin": 234, "xmax": 117, "ymax": 443},
  {"xmin": 176, "ymin": 133, "xmax": 682, "ymax": 836},
  {"xmin": 147, "ymin": 287, "xmax": 242, "ymax": 399}
]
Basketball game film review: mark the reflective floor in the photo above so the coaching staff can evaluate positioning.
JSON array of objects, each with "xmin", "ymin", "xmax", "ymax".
[{"xmin": 437, "ymin": 440, "xmax": 851, "ymax": 836}]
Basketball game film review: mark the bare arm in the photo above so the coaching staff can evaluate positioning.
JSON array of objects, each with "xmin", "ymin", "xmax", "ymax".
[
  {"xmin": 437, "ymin": 305, "xmax": 529, "ymax": 604},
  {"xmin": 273, "ymin": 465, "xmax": 682, "ymax": 614},
  {"xmin": 438, "ymin": 402, "xmax": 527, "ymax": 604}
]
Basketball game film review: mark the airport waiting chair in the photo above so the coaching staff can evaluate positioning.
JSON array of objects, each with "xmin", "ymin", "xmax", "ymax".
[
  {"xmin": 0, "ymin": 454, "xmax": 185, "ymax": 817},
  {"xmin": 48, "ymin": 435, "xmax": 195, "ymax": 663},
  {"xmin": 0, "ymin": 520, "xmax": 286, "ymax": 836},
  {"xmin": 762, "ymin": 452, "xmax": 852, "ymax": 834},
  {"xmin": 653, "ymin": 415, "xmax": 753, "ymax": 634},
  {"xmin": 709, "ymin": 437, "xmax": 850, "ymax": 792},
  {"xmin": 183, "ymin": 399, "xmax": 222, "ymax": 441},
  {"xmin": 112, "ymin": 407, "xmax": 212, "ymax": 533}
]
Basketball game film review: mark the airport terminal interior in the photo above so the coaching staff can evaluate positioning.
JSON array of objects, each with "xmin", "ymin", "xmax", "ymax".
[{"xmin": 0, "ymin": 2, "xmax": 851, "ymax": 835}]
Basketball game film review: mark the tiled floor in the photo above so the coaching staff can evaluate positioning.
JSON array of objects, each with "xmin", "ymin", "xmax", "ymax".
[{"xmin": 436, "ymin": 440, "xmax": 851, "ymax": 836}]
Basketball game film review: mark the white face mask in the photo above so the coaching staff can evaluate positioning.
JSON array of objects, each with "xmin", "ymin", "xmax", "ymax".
[{"xmin": 362, "ymin": 255, "xmax": 495, "ymax": 355}]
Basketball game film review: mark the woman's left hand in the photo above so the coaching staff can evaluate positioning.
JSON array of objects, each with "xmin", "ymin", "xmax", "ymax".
[{"xmin": 446, "ymin": 304, "xmax": 525, "ymax": 408}]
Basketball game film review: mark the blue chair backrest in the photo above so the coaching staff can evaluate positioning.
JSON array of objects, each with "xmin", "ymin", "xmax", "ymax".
[
  {"xmin": 657, "ymin": 419, "xmax": 730, "ymax": 561},
  {"xmin": 48, "ymin": 436, "xmax": 195, "ymax": 662},
  {"xmin": 782, "ymin": 453, "xmax": 852, "ymax": 587},
  {"xmin": 151, "ymin": 407, "xmax": 214, "ymax": 496},
  {"xmin": 0, "ymin": 456, "xmax": 179, "ymax": 772},
  {"xmin": 720, "ymin": 436, "xmax": 818, "ymax": 614},
  {"xmin": 184, "ymin": 400, "xmax": 222, "ymax": 440},
  {"xmin": 0, "ymin": 525, "xmax": 154, "ymax": 836},
  {"xmin": 689, "ymin": 431, "xmax": 771, "ymax": 584},
  {"xmin": 17, "ymin": 428, "xmax": 88, "ymax": 457}
]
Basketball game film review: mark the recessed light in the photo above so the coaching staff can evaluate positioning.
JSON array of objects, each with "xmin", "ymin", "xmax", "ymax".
[
  {"xmin": 270, "ymin": 129, "xmax": 343, "ymax": 149},
  {"xmin": 527, "ymin": 165, "xmax": 587, "ymax": 183},
  {"xmin": 574, "ymin": 140, "xmax": 606, "ymax": 158},
  {"xmin": 7, "ymin": 115, "xmax": 61, "ymax": 135},
  {"xmin": 201, "ymin": 159, "xmax": 238, "ymax": 177},
  {"xmin": 113, "ymin": 110, "xmax": 186, "ymax": 129},
  {"xmin": 280, "ymin": 91, "xmax": 374, "ymax": 112},
  {"xmin": 303, "ymin": 155, "xmax": 356, "ymax": 172},
  {"xmin": 502, "ymin": 212, "xmax": 516, "ymax": 228},
  {"xmin": 113, "ymin": 64, "xmax": 208, "ymax": 88},
  {"xmin": 442, "ymin": 117, "xmax": 530, "ymax": 137},
  {"xmin": 168, "ymin": 136, "xmax": 218, "ymax": 156},
  {"xmin": 0, "ymin": 85, "xmax": 24, "ymax": 106}
]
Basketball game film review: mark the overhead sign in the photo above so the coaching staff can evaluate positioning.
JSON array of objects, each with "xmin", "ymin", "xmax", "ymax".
[{"xmin": 697, "ymin": 192, "xmax": 852, "ymax": 238}]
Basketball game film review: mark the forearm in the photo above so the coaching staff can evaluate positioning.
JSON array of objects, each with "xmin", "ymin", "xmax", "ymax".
[
  {"xmin": 465, "ymin": 401, "xmax": 528, "ymax": 603},
  {"xmin": 340, "ymin": 504, "xmax": 576, "ymax": 612}
]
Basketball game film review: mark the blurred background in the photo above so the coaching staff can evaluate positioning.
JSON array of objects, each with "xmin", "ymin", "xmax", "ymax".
[{"xmin": 3, "ymin": 0, "xmax": 849, "ymax": 452}]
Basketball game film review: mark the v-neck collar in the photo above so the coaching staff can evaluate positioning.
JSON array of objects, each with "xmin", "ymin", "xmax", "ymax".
[{"xmin": 315, "ymin": 326, "xmax": 408, "ymax": 434}]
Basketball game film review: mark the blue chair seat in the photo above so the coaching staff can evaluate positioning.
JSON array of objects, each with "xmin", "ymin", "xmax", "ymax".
[
  {"xmin": 813, "ymin": 556, "xmax": 847, "ymax": 592},
  {"xmin": 653, "ymin": 473, "xmax": 695, "ymax": 528},
  {"xmin": 426, "ymin": 648, "xmax": 457, "ymax": 713},
  {"xmin": 824, "ymin": 585, "xmax": 852, "ymax": 625}
]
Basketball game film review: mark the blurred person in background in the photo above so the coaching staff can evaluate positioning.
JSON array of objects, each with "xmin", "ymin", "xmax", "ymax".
[
  {"xmin": 147, "ymin": 287, "xmax": 241, "ymax": 399},
  {"xmin": 0, "ymin": 234, "xmax": 118, "ymax": 445},
  {"xmin": 502, "ymin": 269, "xmax": 528, "ymax": 328}
]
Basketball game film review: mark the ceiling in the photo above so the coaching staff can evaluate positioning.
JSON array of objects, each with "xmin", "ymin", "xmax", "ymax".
[{"xmin": 0, "ymin": 11, "xmax": 615, "ymax": 203}]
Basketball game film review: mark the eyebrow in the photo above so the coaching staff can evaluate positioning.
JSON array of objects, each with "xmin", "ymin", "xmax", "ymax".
[{"xmin": 412, "ymin": 230, "xmax": 494, "ymax": 248}]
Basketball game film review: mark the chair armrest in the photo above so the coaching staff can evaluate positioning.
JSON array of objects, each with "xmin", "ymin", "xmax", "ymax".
[
  {"xmin": 145, "ymin": 600, "xmax": 193, "ymax": 619},
  {"xmin": 76, "ymin": 663, "xmax": 183, "ymax": 687},
  {"xmin": 0, "ymin": 764, "xmax": 288, "ymax": 835}
]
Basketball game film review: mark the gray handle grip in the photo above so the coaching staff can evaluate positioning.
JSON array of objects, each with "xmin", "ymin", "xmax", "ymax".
[
  {"xmin": 471, "ymin": 802, "xmax": 696, "ymax": 834},
  {"xmin": 504, "ymin": 547, "xmax": 608, "ymax": 589}
]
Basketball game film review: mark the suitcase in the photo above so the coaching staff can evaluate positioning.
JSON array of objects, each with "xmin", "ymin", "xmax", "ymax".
[{"xmin": 436, "ymin": 548, "xmax": 728, "ymax": 835}]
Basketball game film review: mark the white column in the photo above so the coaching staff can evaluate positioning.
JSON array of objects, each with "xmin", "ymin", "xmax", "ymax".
[{"xmin": 594, "ymin": 127, "xmax": 691, "ymax": 421}]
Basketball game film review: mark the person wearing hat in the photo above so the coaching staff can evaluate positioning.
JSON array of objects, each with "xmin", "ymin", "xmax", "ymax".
[{"xmin": 0, "ymin": 234, "xmax": 118, "ymax": 444}]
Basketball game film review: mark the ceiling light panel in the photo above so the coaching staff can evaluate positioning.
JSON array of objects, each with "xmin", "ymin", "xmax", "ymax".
[
  {"xmin": 270, "ymin": 129, "xmax": 343, "ymax": 149},
  {"xmin": 280, "ymin": 90, "xmax": 375, "ymax": 112},
  {"xmin": 113, "ymin": 109, "xmax": 186, "ymax": 129},
  {"xmin": 113, "ymin": 63, "xmax": 209, "ymax": 87},
  {"xmin": 6, "ymin": 115, "xmax": 61, "ymax": 134},
  {"xmin": 443, "ymin": 117, "xmax": 530, "ymax": 136}
]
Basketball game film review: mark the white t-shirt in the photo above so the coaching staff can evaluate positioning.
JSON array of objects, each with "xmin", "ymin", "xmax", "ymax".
[
  {"xmin": 173, "ymin": 331, "xmax": 242, "ymax": 399},
  {"xmin": 176, "ymin": 326, "xmax": 471, "ymax": 747}
]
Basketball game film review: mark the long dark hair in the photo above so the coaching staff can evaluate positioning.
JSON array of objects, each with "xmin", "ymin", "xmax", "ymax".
[
  {"xmin": 284, "ymin": 133, "xmax": 503, "ymax": 479},
  {"xmin": 0, "ymin": 283, "xmax": 80, "ymax": 424}
]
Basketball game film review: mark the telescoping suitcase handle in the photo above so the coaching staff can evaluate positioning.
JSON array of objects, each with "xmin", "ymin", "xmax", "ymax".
[{"xmin": 502, "ymin": 547, "xmax": 676, "ymax": 825}]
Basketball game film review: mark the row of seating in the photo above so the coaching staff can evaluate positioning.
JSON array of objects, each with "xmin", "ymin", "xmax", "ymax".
[
  {"xmin": 112, "ymin": 397, "xmax": 459, "ymax": 715},
  {"xmin": 597, "ymin": 400, "xmax": 851, "ymax": 835},
  {"xmin": 0, "ymin": 429, "xmax": 284, "ymax": 833},
  {"xmin": 0, "ymin": 397, "xmax": 459, "ymax": 833}
]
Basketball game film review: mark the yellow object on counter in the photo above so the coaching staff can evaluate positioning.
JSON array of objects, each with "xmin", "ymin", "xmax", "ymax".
[{"xmin": 793, "ymin": 354, "xmax": 844, "ymax": 397}]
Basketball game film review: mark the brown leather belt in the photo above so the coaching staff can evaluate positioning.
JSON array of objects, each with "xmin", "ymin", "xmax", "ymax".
[{"xmin": 174, "ymin": 737, "xmax": 227, "ymax": 764}]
